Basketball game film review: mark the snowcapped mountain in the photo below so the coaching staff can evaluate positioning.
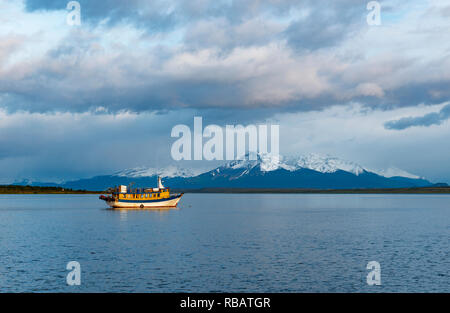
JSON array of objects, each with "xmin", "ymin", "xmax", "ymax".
[
  {"xmin": 115, "ymin": 165, "xmax": 199, "ymax": 178},
  {"xmin": 171, "ymin": 153, "xmax": 431, "ymax": 190},
  {"xmin": 32, "ymin": 152, "xmax": 433, "ymax": 190},
  {"xmin": 216, "ymin": 152, "xmax": 419, "ymax": 179}
]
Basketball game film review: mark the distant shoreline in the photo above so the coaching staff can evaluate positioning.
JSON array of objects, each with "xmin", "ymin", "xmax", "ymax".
[
  {"xmin": 175, "ymin": 187, "xmax": 450, "ymax": 194},
  {"xmin": 0, "ymin": 185, "xmax": 101, "ymax": 194},
  {"xmin": 3, "ymin": 185, "xmax": 450, "ymax": 194}
]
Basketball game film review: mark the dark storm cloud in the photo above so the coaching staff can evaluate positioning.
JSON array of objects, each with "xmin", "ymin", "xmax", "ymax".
[
  {"xmin": 385, "ymin": 103, "xmax": 450, "ymax": 130},
  {"xmin": 25, "ymin": 0, "xmax": 299, "ymax": 31},
  {"xmin": 382, "ymin": 81, "xmax": 450, "ymax": 108},
  {"xmin": 26, "ymin": 0, "xmax": 178, "ymax": 32},
  {"xmin": 0, "ymin": 109, "xmax": 194, "ymax": 182},
  {"xmin": 284, "ymin": 0, "xmax": 366, "ymax": 51},
  {"xmin": 26, "ymin": 0, "xmax": 365, "ymax": 48}
]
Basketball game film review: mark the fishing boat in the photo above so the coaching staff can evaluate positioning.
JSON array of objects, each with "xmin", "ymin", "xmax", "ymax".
[{"xmin": 99, "ymin": 177, "xmax": 183, "ymax": 209}]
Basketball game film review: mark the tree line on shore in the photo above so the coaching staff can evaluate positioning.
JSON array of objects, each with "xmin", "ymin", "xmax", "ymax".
[{"xmin": 0, "ymin": 185, "xmax": 100, "ymax": 194}]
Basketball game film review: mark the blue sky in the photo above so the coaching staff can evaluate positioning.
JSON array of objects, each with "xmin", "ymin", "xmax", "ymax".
[{"xmin": 1, "ymin": 0, "xmax": 450, "ymax": 183}]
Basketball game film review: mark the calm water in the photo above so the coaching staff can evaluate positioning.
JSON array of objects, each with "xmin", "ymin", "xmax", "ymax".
[{"xmin": 0, "ymin": 193, "xmax": 448, "ymax": 292}]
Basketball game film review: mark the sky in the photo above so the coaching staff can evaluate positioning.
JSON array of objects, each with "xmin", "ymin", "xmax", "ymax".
[{"xmin": 1, "ymin": 0, "xmax": 450, "ymax": 183}]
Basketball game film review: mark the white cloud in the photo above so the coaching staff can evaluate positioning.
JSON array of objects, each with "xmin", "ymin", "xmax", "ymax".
[{"xmin": 1, "ymin": 0, "xmax": 450, "ymax": 112}]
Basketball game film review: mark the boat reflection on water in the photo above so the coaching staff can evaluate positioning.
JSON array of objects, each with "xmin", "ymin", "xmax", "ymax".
[
  {"xmin": 108, "ymin": 206, "xmax": 181, "ymax": 212},
  {"xmin": 108, "ymin": 205, "xmax": 181, "ymax": 222}
]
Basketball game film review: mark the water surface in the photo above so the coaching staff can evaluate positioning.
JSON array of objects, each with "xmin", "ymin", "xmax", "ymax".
[{"xmin": 0, "ymin": 194, "xmax": 448, "ymax": 292}]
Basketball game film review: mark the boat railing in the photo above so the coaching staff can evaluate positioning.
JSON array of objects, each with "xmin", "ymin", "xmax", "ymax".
[{"xmin": 112, "ymin": 187, "xmax": 170, "ymax": 194}]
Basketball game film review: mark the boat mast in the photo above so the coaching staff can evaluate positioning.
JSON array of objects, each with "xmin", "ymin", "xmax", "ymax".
[{"xmin": 158, "ymin": 176, "xmax": 165, "ymax": 189}]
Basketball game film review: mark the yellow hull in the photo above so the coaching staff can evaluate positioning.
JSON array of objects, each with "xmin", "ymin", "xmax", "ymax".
[{"xmin": 106, "ymin": 194, "xmax": 183, "ymax": 209}]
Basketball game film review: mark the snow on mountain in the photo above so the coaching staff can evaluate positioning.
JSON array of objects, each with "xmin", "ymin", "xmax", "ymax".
[
  {"xmin": 291, "ymin": 153, "xmax": 365, "ymax": 175},
  {"xmin": 218, "ymin": 152, "xmax": 421, "ymax": 179},
  {"xmin": 368, "ymin": 167, "xmax": 421, "ymax": 179},
  {"xmin": 220, "ymin": 152, "xmax": 364, "ymax": 175},
  {"xmin": 222, "ymin": 153, "xmax": 295, "ymax": 172},
  {"xmin": 115, "ymin": 165, "xmax": 199, "ymax": 178}
]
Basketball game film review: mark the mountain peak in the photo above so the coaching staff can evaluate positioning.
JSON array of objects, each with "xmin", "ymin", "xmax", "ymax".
[
  {"xmin": 291, "ymin": 153, "xmax": 365, "ymax": 175},
  {"xmin": 115, "ymin": 165, "xmax": 199, "ymax": 178},
  {"xmin": 220, "ymin": 152, "xmax": 295, "ymax": 172}
]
